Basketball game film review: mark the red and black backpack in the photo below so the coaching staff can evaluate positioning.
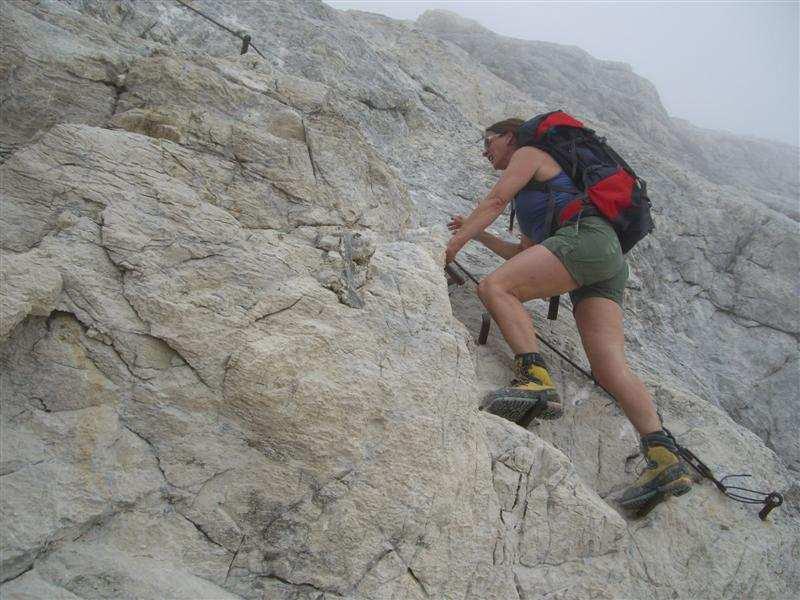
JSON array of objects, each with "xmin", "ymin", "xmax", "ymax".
[{"xmin": 515, "ymin": 110, "xmax": 653, "ymax": 254}]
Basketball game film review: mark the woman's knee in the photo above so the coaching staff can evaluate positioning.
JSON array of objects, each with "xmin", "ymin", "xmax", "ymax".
[
  {"xmin": 476, "ymin": 278, "xmax": 492, "ymax": 303},
  {"xmin": 477, "ymin": 275, "xmax": 507, "ymax": 303}
]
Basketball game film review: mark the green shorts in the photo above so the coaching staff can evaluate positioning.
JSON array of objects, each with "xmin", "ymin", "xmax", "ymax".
[{"xmin": 541, "ymin": 216, "xmax": 628, "ymax": 308}]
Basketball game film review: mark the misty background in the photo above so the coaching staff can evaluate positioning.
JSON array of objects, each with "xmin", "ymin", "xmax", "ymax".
[{"xmin": 327, "ymin": 1, "xmax": 800, "ymax": 147}]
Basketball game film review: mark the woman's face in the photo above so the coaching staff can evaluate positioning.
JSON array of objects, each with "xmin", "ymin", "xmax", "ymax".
[{"xmin": 482, "ymin": 131, "xmax": 515, "ymax": 170}]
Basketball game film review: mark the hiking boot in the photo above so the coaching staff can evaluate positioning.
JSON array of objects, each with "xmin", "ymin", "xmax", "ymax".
[
  {"xmin": 619, "ymin": 431, "xmax": 692, "ymax": 514},
  {"xmin": 480, "ymin": 352, "xmax": 563, "ymax": 427}
]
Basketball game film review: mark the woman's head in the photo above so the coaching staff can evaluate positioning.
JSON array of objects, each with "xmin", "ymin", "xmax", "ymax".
[{"xmin": 483, "ymin": 118, "xmax": 523, "ymax": 170}]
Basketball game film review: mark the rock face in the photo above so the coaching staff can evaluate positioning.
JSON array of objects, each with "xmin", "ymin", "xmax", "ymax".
[{"xmin": 1, "ymin": 1, "xmax": 798, "ymax": 599}]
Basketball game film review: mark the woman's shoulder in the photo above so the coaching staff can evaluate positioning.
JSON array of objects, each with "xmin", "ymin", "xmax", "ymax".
[
  {"xmin": 513, "ymin": 146, "xmax": 562, "ymax": 180},
  {"xmin": 512, "ymin": 145, "xmax": 550, "ymax": 160}
]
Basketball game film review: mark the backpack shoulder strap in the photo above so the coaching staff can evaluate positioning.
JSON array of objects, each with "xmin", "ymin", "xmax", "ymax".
[{"xmin": 543, "ymin": 186, "xmax": 556, "ymax": 238}]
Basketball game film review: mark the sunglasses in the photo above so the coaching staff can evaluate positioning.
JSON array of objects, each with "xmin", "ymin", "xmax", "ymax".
[{"xmin": 483, "ymin": 133, "xmax": 502, "ymax": 150}]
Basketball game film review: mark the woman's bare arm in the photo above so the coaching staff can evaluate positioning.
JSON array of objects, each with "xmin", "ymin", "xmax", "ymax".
[
  {"xmin": 475, "ymin": 230, "xmax": 521, "ymax": 259},
  {"xmin": 448, "ymin": 216, "xmax": 533, "ymax": 260},
  {"xmin": 451, "ymin": 148, "xmax": 543, "ymax": 242},
  {"xmin": 446, "ymin": 147, "xmax": 545, "ymax": 263}
]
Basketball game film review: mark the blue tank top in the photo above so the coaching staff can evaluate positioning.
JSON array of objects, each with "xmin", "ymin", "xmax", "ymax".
[{"xmin": 513, "ymin": 171, "xmax": 580, "ymax": 243}]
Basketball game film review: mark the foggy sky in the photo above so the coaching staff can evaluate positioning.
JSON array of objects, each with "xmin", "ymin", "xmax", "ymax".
[{"xmin": 326, "ymin": 1, "xmax": 800, "ymax": 147}]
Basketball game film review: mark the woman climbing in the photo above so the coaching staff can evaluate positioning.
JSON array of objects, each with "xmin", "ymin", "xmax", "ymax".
[{"xmin": 446, "ymin": 118, "xmax": 692, "ymax": 511}]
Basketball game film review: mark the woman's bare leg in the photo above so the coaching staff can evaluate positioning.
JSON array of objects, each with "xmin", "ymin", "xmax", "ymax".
[
  {"xmin": 573, "ymin": 297, "xmax": 660, "ymax": 435},
  {"xmin": 477, "ymin": 245, "xmax": 578, "ymax": 353}
]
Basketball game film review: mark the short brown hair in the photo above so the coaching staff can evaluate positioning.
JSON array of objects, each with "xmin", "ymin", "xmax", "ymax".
[{"xmin": 486, "ymin": 118, "xmax": 524, "ymax": 136}]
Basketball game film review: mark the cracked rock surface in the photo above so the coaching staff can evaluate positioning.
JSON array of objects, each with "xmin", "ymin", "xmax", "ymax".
[{"xmin": 1, "ymin": 1, "xmax": 798, "ymax": 598}]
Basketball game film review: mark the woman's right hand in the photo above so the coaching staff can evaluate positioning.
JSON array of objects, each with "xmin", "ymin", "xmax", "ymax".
[{"xmin": 448, "ymin": 214, "xmax": 465, "ymax": 233}]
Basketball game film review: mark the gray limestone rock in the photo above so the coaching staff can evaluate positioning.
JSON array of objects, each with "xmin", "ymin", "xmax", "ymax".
[
  {"xmin": 0, "ymin": 251, "xmax": 63, "ymax": 342},
  {"xmin": 1, "ymin": 1, "xmax": 798, "ymax": 598}
]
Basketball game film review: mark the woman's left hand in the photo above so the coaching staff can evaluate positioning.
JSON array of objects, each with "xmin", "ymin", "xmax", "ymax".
[{"xmin": 445, "ymin": 237, "xmax": 465, "ymax": 264}]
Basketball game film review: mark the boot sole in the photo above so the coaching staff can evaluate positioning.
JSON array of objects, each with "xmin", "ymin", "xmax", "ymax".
[
  {"xmin": 480, "ymin": 394, "xmax": 563, "ymax": 427},
  {"xmin": 624, "ymin": 480, "xmax": 693, "ymax": 519},
  {"xmin": 618, "ymin": 474, "xmax": 693, "ymax": 511}
]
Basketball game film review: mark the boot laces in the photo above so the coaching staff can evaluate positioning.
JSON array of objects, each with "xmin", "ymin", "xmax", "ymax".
[
  {"xmin": 636, "ymin": 444, "xmax": 675, "ymax": 476},
  {"xmin": 632, "ymin": 454, "xmax": 655, "ymax": 477}
]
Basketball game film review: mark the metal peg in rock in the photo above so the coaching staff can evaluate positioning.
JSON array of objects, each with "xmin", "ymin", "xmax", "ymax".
[{"xmin": 239, "ymin": 32, "xmax": 251, "ymax": 55}]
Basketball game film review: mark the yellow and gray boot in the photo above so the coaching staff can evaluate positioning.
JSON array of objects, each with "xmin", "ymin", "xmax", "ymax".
[
  {"xmin": 619, "ymin": 431, "xmax": 693, "ymax": 515},
  {"xmin": 480, "ymin": 353, "xmax": 563, "ymax": 427}
]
